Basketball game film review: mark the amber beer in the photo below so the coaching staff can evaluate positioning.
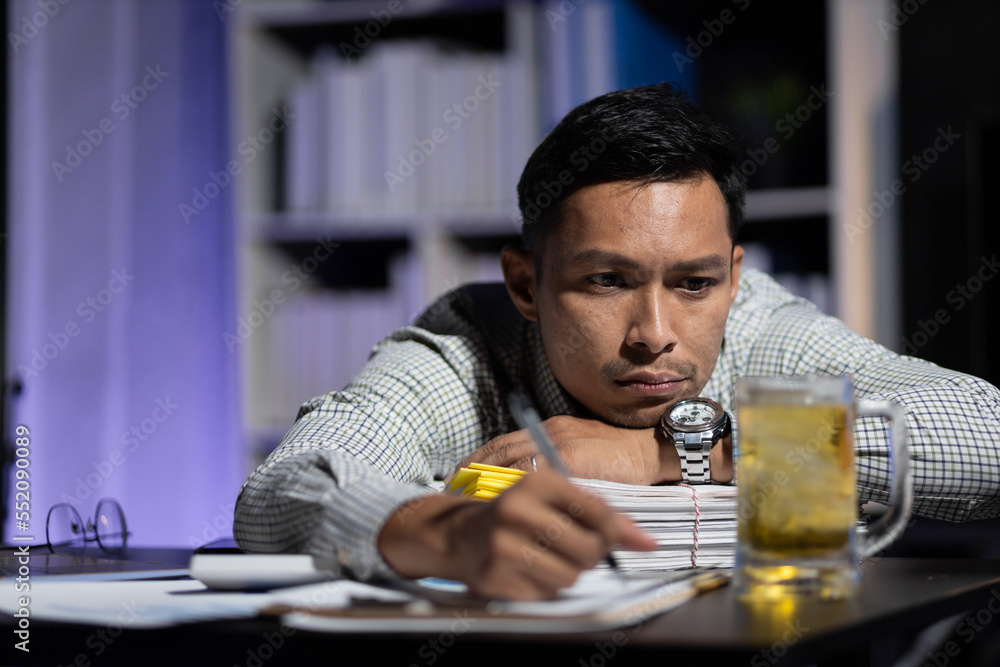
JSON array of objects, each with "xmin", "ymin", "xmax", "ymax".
[
  {"xmin": 737, "ymin": 404, "xmax": 855, "ymax": 557},
  {"xmin": 734, "ymin": 375, "xmax": 911, "ymax": 602}
]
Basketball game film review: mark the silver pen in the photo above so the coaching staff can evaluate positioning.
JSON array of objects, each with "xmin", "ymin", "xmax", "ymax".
[{"xmin": 507, "ymin": 391, "xmax": 624, "ymax": 576}]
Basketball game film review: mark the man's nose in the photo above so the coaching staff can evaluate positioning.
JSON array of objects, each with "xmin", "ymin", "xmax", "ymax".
[{"xmin": 624, "ymin": 288, "xmax": 679, "ymax": 354}]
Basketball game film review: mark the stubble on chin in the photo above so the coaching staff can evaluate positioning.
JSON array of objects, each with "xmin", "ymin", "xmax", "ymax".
[{"xmin": 585, "ymin": 399, "xmax": 671, "ymax": 429}]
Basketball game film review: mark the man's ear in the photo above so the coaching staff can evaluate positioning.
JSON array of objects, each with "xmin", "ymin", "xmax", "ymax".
[
  {"xmin": 501, "ymin": 244, "xmax": 538, "ymax": 322},
  {"xmin": 729, "ymin": 244, "xmax": 744, "ymax": 303}
]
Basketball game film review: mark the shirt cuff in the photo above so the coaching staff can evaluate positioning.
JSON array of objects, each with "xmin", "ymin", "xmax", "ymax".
[{"xmin": 331, "ymin": 481, "xmax": 437, "ymax": 581}]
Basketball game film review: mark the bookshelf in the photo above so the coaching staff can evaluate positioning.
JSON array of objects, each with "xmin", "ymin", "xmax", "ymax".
[
  {"xmin": 228, "ymin": 0, "xmax": 892, "ymax": 467},
  {"xmin": 229, "ymin": 0, "xmax": 538, "ymax": 463}
]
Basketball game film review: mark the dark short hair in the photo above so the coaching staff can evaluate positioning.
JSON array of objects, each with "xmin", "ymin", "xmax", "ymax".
[{"xmin": 516, "ymin": 82, "xmax": 745, "ymax": 253}]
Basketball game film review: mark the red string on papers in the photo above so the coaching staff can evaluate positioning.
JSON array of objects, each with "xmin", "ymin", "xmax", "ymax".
[{"xmin": 679, "ymin": 483, "xmax": 701, "ymax": 568}]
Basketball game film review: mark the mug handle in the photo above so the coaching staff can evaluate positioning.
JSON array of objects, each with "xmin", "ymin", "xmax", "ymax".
[{"xmin": 856, "ymin": 399, "xmax": 914, "ymax": 558}]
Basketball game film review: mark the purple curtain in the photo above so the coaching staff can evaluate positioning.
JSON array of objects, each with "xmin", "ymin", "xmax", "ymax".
[{"xmin": 6, "ymin": 0, "xmax": 242, "ymax": 546}]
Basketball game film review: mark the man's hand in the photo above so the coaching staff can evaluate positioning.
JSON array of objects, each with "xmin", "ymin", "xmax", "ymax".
[
  {"xmin": 377, "ymin": 470, "xmax": 656, "ymax": 600},
  {"xmin": 457, "ymin": 415, "xmax": 668, "ymax": 484},
  {"xmin": 456, "ymin": 415, "xmax": 733, "ymax": 484}
]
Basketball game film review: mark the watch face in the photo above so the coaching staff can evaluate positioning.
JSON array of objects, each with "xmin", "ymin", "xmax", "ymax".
[{"xmin": 670, "ymin": 400, "xmax": 719, "ymax": 427}]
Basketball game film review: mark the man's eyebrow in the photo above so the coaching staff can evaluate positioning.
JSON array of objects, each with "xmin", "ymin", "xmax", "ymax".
[
  {"xmin": 566, "ymin": 249, "xmax": 642, "ymax": 270},
  {"xmin": 670, "ymin": 254, "xmax": 729, "ymax": 273},
  {"xmin": 566, "ymin": 250, "xmax": 729, "ymax": 273}
]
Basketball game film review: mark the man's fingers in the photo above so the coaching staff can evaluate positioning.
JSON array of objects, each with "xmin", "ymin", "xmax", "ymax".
[
  {"xmin": 459, "ymin": 433, "xmax": 539, "ymax": 471},
  {"xmin": 499, "ymin": 472, "xmax": 629, "ymax": 568},
  {"xmin": 613, "ymin": 513, "xmax": 658, "ymax": 552},
  {"xmin": 525, "ymin": 473, "xmax": 656, "ymax": 557},
  {"xmin": 464, "ymin": 518, "xmax": 574, "ymax": 600},
  {"xmin": 448, "ymin": 462, "xmax": 652, "ymax": 600}
]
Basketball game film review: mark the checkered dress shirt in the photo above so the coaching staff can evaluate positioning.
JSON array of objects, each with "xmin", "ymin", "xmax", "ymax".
[{"xmin": 234, "ymin": 269, "xmax": 1000, "ymax": 579}]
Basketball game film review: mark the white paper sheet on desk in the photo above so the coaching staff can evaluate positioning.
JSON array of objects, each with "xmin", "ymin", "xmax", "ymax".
[
  {"xmin": 0, "ymin": 577, "xmax": 268, "ymax": 628},
  {"xmin": 271, "ymin": 569, "xmax": 730, "ymax": 634},
  {"xmin": 0, "ymin": 568, "xmax": 728, "ymax": 632},
  {"xmin": 0, "ymin": 573, "xmax": 423, "ymax": 628}
]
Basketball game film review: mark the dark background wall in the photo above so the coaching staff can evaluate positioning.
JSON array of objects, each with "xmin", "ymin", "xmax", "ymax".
[{"xmin": 900, "ymin": 0, "xmax": 1000, "ymax": 387}]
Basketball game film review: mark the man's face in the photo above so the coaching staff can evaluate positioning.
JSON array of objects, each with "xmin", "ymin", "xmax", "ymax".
[{"xmin": 513, "ymin": 177, "xmax": 742, "ymax": 428}]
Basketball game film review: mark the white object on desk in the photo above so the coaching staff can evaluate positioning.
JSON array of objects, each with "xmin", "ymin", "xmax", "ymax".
[{"xmin": 188, "ymin": 554, "xmax": 339, "ymax": 590}]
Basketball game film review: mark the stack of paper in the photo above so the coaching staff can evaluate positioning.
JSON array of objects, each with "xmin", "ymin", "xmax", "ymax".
[
  {"xmin": 442, "ymin": 465, "xmax": 737, "ymax": 571},
  {"xmin": 573, "ymin": 479, "xmax": 737, "ymax": 571}
]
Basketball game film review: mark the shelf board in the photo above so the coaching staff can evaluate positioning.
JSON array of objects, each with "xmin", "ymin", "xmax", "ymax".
[
  {"xmin": 256, "ymin": 213, "xmax": 413, "ymax": 241},
  {"xmin": 269, "ymin": 236, "xmax": 411, "ymax": 289},
  {"xmin": 744, "ymin": 186, "xmax": 830, "ymax": 222},
  {"xmin": 241, "ymin": 0, "xmax": 508, "ymax": 56},
  {"xmin": 254, "ymin": 189, "xmax": 830, "ymax": 240},
  {"xmin": 253, "ymin": 208, "xmax": 521, "ymax": 240},
  {"xmin": 243, "ymin": 0, "xmax": 507, "ymax": 26}
]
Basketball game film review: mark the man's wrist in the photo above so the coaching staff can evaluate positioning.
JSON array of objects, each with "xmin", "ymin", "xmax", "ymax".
[
  {"xmin": 709, "ymin": 434, "xmax": 734, "ymax": 483},
  {"xmin": 377, "ymin": 493, "xmax": 480, "ymax": 580},
  {"xmin": 653, "ymin": 425, "xmax": 732, "ymax": 484},
  {"xmin": 651, "ymin": 425, "xmax": 681, "ymax": 484}
]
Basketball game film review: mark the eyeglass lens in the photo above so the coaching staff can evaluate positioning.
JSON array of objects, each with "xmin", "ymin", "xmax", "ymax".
[
  {"xmin": 46, "ymin": 504, "xmax": 87, "ymax": 554},
  {"xmin": 95, "ymin": 498, "xmax": 127, "ymax": 552}
]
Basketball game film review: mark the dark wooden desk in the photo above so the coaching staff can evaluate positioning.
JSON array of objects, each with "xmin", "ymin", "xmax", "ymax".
[{"xmin": 7, "ymin": 553, "xmax": 1000, "ymax": 666}]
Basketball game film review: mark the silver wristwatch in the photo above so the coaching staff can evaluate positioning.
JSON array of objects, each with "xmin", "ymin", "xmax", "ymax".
[{"xmin": 659, "ymin": 397, "xmax": 731, "ymax": 484}]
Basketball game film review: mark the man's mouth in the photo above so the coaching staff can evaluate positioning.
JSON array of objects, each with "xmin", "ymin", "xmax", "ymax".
[{"xmin": 614, "ymin": 373, "xmax": 687, "ymax": 397}]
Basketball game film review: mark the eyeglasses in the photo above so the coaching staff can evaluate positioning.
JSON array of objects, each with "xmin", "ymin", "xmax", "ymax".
[{"xmin": 45, "ymin": 498, "xmax": 129, "ymax": 554}]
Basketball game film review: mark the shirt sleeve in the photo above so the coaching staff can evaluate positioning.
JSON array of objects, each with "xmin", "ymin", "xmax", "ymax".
[
  {"xmin": 233, "ymin": 326, "xmax": 495, "ymax": 580},
  {"xmin": 745, "ymin": 298, "xmax": 1000, "ymax": 522}
]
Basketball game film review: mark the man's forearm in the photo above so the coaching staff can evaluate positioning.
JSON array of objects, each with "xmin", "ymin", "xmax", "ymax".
[{"xmin": 234, "ymin": 447, "xmax": 436, "ymax": 580}]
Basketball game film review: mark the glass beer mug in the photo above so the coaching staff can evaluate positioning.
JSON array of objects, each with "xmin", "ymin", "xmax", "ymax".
[{"xmin": 734, "ymin": 375, "xmax": 913, "ymax": 601}]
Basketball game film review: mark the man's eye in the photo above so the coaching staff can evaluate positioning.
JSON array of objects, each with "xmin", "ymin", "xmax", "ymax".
[
  {"xmin": 589, "ymin": 274, "xmax": 626, "ymax": 289},
  {"xmin": 679, "ymin": 278, "xmax": 714, "ymax": 293}
]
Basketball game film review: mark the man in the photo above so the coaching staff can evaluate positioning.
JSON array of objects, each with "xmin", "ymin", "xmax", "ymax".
[{"xmin": 234, "ymin": 83, "xmax": 1000, "ymax": 600}]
